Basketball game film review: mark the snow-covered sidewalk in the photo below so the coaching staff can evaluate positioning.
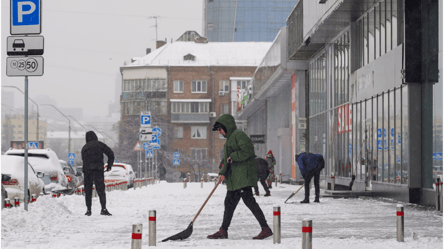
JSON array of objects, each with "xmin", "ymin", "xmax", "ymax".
[{"xmin": 2, "ymin": 181, "xmax": 442, "ymax": 248}]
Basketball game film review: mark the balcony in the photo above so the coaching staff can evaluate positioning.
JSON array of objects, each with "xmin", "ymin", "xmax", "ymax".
[{"xmin": 171, "ymin": 113, "xmax": 210, "ymax": 123}]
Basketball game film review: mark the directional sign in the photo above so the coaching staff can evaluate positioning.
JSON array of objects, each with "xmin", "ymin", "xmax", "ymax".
[
  {"xmin": 141, "ymin": 114, "xmax": 151, "ymax": 126},
  {"xmin": 7, "ymin": 36, "xmax": 44, "ymax": 56},
  {"xmin": 153, "ymin": 127, "xmax": 162, "ymax": 136},
  {"xmin": 146, "ymin": 150, "xmax": 154, "ymax": 158},
  {"xmin": 11, "ymin": 0, "xmax": 42, "ymax": 35},
  {"xmin": 28, "ymin": 142, "xmax": 39, "ymax": 149},
  {"xmin": 173, "ymin": 152, "xmax": 180, "ymax": 158},
  {"xmin": 6, "ymin": 56, "xmax": 43, "ymax": 76},
  {"xmin": 151, "ymin": 134, "xmax": 159, "ymax": 144},
  {"xmin": 68, "ymin": 153, "xmax": 75, "ymax": 161},
  {"xmin": 173, "ymin": 159, "xmax": 180, "ymax": 166},
  {"xmin": 142, "ymin": 142, "xmax": 152, "ymax": 150}
]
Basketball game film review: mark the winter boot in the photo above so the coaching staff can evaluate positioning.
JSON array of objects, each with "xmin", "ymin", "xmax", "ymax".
[
  {"xmin": 264, "ymin": 192, "xmax": 271, "ymax": 197},
  {"xmin": 100, "ymin": 208, "xmax": 112, "ymax": 216},
  {"xmin": 314, "ymin": 197, "xmax": 320, "ymax": 203},
  {"xmin": 253, "ymin": 227, "xmax": 273, "ymax": 239},
  {"xmin": 85, "ymin": 209, "xmax": 91, "ymax": 216},
  {"xmin": 300, "ymin": 199, "xmax": 310, "ymax": 204},
  {"xmin": 207, "ymin": 228, "xmax": 228, "ymax": 239}
]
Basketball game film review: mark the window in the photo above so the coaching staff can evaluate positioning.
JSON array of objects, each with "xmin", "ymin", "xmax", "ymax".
[
  {"xmin": 174, "ymin": 81, "xmax": 184, "ymax": 93},
  {"xmin": 192, "ymin": 80, "xmax": 207, "ymax": 93},
  {"xmin": 219, "ymin": 80, "xmax": 230, "ymax": 92},
  {"xmin": 191, "ymin": 148, "xmax": 207, "ymax": 161},
  {"xmin": 237, "ymin": 80, "xmax": 248, "ymax": 89},
  {"xmin": 191, "ymin": 126, "xmax": 207, "ymax": 139},
  {"xmin": 174, "ymin": 126, "xmax": 183, "ymax": 138},
  {"xmin": 171, "ymin": 102, "xmax": 209, "ymax": 113}
]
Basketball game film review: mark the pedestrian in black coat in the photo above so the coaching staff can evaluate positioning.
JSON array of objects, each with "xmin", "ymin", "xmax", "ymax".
[
  {"xmin": 81, "ymin": 131, "xmax": 114, "ymax": 216},
  {"xmin": 253, "ymin": 157, "xmax": 271, "ymax": 196}
]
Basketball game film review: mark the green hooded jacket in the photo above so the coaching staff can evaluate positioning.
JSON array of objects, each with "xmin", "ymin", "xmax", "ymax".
[{"xmin": 217, "ymin": 114, "xmax": 257, "ymax": 191}]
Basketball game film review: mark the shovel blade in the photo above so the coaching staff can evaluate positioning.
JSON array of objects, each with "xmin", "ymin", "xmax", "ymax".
[{"xmin": 161, "ymin": 222, "xmax": 193, "ymax": 242}]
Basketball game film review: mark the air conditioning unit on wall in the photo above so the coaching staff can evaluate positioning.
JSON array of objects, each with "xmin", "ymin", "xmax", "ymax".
[
  {"xmin": 218, "ymin": 91, "xmax": 225, "ymax": 96},
  {"xmin": 209, "ymin": 112, "xmax": 216, "ymax": 117}
]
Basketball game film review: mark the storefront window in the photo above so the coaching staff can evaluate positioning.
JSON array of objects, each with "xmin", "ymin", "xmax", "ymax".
[
  {"xmin": 395, "ymin": 88, "xmax": 402, "ymax": 184},
  {"xmin": 389, "ymin": 90, "xmax": 395, "ymax": 183},
  {"xmin": 378, "ymin": 95, "xmax": 383, "ymax": 182},
  {"xmin": 373, "ymin": 97, "xmax": 378, "ymax": 181},
  {"xmin": 401, "ymin": 85, "xmax": 409, "ymax": 183}
]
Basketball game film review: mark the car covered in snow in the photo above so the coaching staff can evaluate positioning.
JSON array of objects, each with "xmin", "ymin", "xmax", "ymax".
[
  {"xmin": 59, "ymin": 160, "xmax": 81, "ymax": 194},
  {"xmin": 73, "ymin": 165, "xmax": 84, "ymax": 186},
  {"xmin": 5, "ymin": 148, "xmax": 68, "ymax": 193},
  {"xmin": 1, "ymin": 155, "xmax": 45, "ymax": 204},
  {"xmin": 104, "ymin": 163, "xmax": 135, "ymax": 188}
]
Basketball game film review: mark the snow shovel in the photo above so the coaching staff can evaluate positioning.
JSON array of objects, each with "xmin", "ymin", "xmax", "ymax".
[
  {"xmin": 284, "ymin": 185, "xmax": 304, "ymax": 203},
  {"xmin": 162, "ymin": 179, "xmax": 221, "ymax": 242}
]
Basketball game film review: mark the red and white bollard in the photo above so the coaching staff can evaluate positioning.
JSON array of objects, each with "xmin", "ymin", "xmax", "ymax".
[
  {"xmin": 58, "ymin": 193, "xmax": 61, "ymax": 198},
  {"xmin": 201, "ymin": 177, "xmax": 204, "ymax": 188},
  {"xmin": 331, "ymin": 174, "xmax": 335, "ymax": 190},
  {"xmin": 4, "ymin": 198, "xmax": 11, "ymax": 208},
  {"xmin": 183, "ymin": 178, "xmax": 187, "ymax": 189},
  {"xmin": 397, "ymin": 205, "xmax": 404, "ymax": 242},
  {"xmin": 149, "ymin": 210, "xmax": 156, "ymax": 246},
  {"xmin": 14, "ymin": 197, "xmax": 20, "ymax": 207},
  {"xmin": 131, "ymin": 223, "xmax": 143, "ymax": 249},
  {"xmin": 275, "ymin": 176, "xmax": 277, "ymax": 187},
  {"xmin": 279, "ymin": 172, "xmax": 282, "ymax": 184},
  {"xmin": 273, "ymin": 206, "xmax": 281, "ymax": 244},
  {"xmin": 214, "ymin": 178, "xmax": 217, "ymax": 186},
  {"xmin": 302, "ymin": 219, "xmax": 312, "ymax": 249},
  {"xmin": 31, "ymin": 194, "xmax": 36, "ymax": 203}
]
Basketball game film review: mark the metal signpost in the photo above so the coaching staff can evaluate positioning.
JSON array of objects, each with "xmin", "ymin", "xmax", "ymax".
[{"xmin": 7, "ymin": 0, "xmax": 43, "ymax": 211}]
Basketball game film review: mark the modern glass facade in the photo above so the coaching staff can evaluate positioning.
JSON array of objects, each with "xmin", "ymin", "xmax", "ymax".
[{"xmin": 206, "ymin": 0, "xmax": 299, "ymax": 42}]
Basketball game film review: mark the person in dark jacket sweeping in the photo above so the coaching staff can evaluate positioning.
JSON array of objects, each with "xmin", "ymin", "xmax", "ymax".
[
  {"xmin": 253, "ymin": 157, "xmax": 271, "ymax": 196},
  {"xmin": 207, "ymin": 114, "xmax": 272, "ymax": 240},
  {"xmin": 81, "ymin": 131, "xmax": 114, "ymax": 216},
  {"xmin": 296, "ymin": 152, "xmax": 325, "ymax": 203}
]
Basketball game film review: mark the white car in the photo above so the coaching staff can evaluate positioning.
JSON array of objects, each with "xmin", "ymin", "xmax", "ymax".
[
  {"xmin": 1, "ymin": 155, "xmax": 45, "ymax": 204},
  {"xmin": 5, "ymin": 148, "xmax": 68, "ymax": 193},
  {"xmin": 104, "ymin": 163, "xmax": 135, "ymax": 188}
]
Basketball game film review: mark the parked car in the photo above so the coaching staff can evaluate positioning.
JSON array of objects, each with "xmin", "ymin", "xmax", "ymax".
[
  {"xmin": 59, "ymin": 160, "xmax": 80, "ymax": 194},
  {"xmin": 5, "ymin": 148, "xmax": 68, "ymax": 193},
  {"xmin": 104, "ymin": 163, "xmax": 135, "ymax": 188},
  {"xmin": 1, "ymin": 155, "xmax": 45, "ymax": 204},
  {"xmin": 73, "ymin": 166, "xmax": 84, "ymax": 186}
]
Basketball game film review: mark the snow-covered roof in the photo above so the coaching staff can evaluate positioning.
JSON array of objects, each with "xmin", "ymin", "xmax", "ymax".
[{"xmin": 124, "ymin": 41, "xmax": 272, "ymax": 67}]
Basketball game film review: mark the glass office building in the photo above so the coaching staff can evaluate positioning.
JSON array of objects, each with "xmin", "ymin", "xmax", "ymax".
[{"xmin": 206, "ymin": 0, "xmax": 299, "ymax": 42}]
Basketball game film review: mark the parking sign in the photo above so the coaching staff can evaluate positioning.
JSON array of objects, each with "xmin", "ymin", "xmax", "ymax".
[
  {"xmin": 141, "ymin": 114, "xmax": 151, "ymax": 126},
  {"xmin": 11, "ymin": 0, "xmax": 41, "ymax": 35}
]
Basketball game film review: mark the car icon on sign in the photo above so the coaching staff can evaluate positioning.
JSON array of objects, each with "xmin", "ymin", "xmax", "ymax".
[{"xmin": 12, "ymin": 39, "xmax": 25, "ymax": 51}]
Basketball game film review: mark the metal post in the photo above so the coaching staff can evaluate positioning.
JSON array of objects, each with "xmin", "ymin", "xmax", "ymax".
[
  {"xmin": 440, "ymin": 178, "xmax": 443, "ymax": 212},
  {"xmin": 280, "ymin": 172, "xmax": 282, "ymax": 184},
  {"xmin": 273, "ymin": 206, "xmax": 281, "ymax": 244},
  {"xmin": 201, "ymin": 177, "xmax": 203, "ymax": 188},
  {"xmin": 131, "ymin": 223, "xmax": 143, "ymax": 249},
  {"xmin": 396, "ymin": 205, "xmax": 404, "ymax": 242},
  {"xmin": 149, "ymin": 210, "xmax": 156, "ymax": 246},
  {"xmin": 275, "ymin": 176, "xmax": 277, "ymax": 187},
  {"xmin": 302, "ymin": 219, "xmax": 312, "ymax": 249},
  {"xmin": 436, "ymin": 177, "xmax": 440, "ymax": 211},
  {"xmin": 331, "ymin": 174, "xmax": 335, "ymax": 190},
  {"xmin": 24, "ymin": 76, "xmax": 29, "ymax": 211},
  {"xmin": 184, "ymin": 178, "xmax": 187, "ymax": 189}
]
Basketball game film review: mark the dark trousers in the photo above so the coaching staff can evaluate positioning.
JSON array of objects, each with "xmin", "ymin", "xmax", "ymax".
[
  {"xmin": 253, "ymin": 178, "xmax": 270, "ymax": 195},
  {"xmin": 304, "ymin": 168, "xmax": 320, "ymax": 200},
  {"xmin": 84, "ymin": 169, "xmax": 106, "ymax": 210},
  {"xmin": 221, "ymin": 187, "xmax": 268, "ymax": 231}
]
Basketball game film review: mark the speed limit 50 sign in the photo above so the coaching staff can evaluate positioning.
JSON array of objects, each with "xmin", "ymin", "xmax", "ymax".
[{"xmin": 6, "ymin": 56, "xmax": 43, "ymax": 76}]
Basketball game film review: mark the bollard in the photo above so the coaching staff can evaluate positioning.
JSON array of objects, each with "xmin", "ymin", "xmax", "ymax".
[
  {"xmin": 14, "ymin": 197, "xmax": 20, "ymax": 207},
  {"xmin": 201, "ymin": 177, "xmax": 203, "ymax": 188},
  {"xmin": 302, "ymin": 219, "xmax": 312, "ymax": 249},
  {"xmin": 436, "ymin": 178, "xmax": 441, "ymax": 211},
  {"xmin": 93, "ymin": 186, "xmax": 97, "ymax": 197},
  {"xmin": 58, "ymin": 193, "xmax": 61, "ymax": 198},
  {"xmin": 52, "ymin": 192, "xmax": 57, "ymax": 198},
  {"xmin": 273, "ymin": 206, "xmax": 281, "ymax": 244},
  {"xmin": 331, "ymin": 174, "xmax": 335, "ymax": 190},
  {"xmin": 31, "ymin": 194, "xmax": 36, "ymax": 203},
  {"xmin": 396, "ymin": 205, "xmax": 404, "ymax": 242},
  {"xmin": 149, "ymin": 210, "xmax": 156, "ymax": 246},
  {"xmin": 275, "ymin": 176, "xmax": 277, "ymax": 187},
  {"xmin": 214, "ymin": 178, "xmax": 217, "ymax": 186},
  {"xmin": 4, "ymin": 198, "xmax": 11, "ymax": 208},
  {"xmin": 183, "ymin": 178, "xmax": 187, "ymax": 189},
  {"xmin": 279, "ymin": 172, "xmax": 282, "ymax": 184},
  {"xmin": 82, "ymin": 187, "xmax": 85, "ymax": 196},
  {"xmin": 131, "ymin": 223, "xmax": 143, "ymax": 249}
]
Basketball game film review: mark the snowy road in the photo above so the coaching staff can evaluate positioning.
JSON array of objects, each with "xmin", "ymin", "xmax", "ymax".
[{"xmin": 2, "ymin": 181, "xmax": 442, "ymax": 248}]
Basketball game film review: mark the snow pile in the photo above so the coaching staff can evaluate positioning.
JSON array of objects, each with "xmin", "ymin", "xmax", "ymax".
[{"xmin": 2, "ymin": 181, "xmax": 442, "ymax": 249}]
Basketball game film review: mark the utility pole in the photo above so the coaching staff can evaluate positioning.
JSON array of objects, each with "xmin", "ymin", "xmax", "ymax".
[{"xmin": 148, "ymin": 16, "xmax": 161, "ymax": 41}]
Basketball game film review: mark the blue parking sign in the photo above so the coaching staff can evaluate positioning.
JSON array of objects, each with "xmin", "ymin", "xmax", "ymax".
[
  {"xmin": 11, "ymin": 0, "xmax": 41, "ymax": 34},
  {"xmin": 141, "ymin": 115, "xmax": 151, "ymax": 126}
]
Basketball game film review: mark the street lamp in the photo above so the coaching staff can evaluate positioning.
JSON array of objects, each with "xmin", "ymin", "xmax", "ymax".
[
  {"xmin": 41, "ymin": 104, "xmax": 71, "ymax": 154},
  {"xmin": 2, "ymin": 86, "xmax": 39, "ymax": 140}
]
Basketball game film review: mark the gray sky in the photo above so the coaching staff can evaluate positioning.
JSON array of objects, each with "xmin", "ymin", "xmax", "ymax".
[{"xmin": 1, "ymin": 0, "xmax": 203, "ymax": 118}]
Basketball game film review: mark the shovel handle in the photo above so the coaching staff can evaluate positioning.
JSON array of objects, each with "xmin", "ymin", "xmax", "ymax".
[
  {"xmin": 284, "ymin": 185, "xmax": 304, "ymax": 203},
  {"xmin": 192, "ymin": 180, "xmax": 221, "ymax": 223}
]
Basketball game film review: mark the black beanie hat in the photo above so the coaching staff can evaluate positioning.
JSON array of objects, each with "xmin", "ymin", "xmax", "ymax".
[{"xmin": 212, "ymin": 122, "xmax": 227, "ymax": 134}]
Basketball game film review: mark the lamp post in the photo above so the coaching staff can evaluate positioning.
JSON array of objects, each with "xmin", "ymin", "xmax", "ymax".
[
  {"xmin": 41, "ymin": 104, "xmax": 71, "ymax": 154},
  {"xmin": 2, "ymin": 86, "xmax": 39, "ymax": 140}
]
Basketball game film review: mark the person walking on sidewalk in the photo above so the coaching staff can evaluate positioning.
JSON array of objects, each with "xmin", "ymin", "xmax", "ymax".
[
  {"xmin": 81, "ymin": 131, "xmax": 114, "ymax": 216},
  {"xmin": 208, "ymin": 114, "xmax": 273, "ymax": 240},
  {"xmin": 253, "ymin": 157, "xmax": 271, "ymax": 196},
  {"xmin": 265, "ymin": 150, "xmax": 276, "ymax": 189},
  {"xmin": 296, "ymin": 152, "xmax": 325, "ymax": 203}
]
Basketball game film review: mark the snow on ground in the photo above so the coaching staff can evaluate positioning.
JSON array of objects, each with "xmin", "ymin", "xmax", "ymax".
[{"xmin": 2, "ymin": 181, "xmax": 442, "ymax": 249}]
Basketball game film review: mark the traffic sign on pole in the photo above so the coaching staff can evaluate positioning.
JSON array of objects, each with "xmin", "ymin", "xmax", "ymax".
[
  {"xmin": 173, "ymin": 159, "xmax": 180, "ymax": 166},
  {"xmin": 141, "ymin": 114, "xmax": 151, "ymax": 126},
  {"xmin": 142, "ymin": 142, "xmax": 152, "ymax": 151},
  {"xmin": 10, "ymin": 0, "xmax": 42, "ymax": 35},
  {"xmin": 173, "ymin": 152, "xmax": 180, "ymax": 158},
  {"xmin": 146, "ymin": 150, "xmax": 154, "ymax": 158},
  {"xmin": 6, "ymin": 56, "xmax": 43, "ymax": 76},
  {"xmin": 7, "ymin": 36, "xmax": 44, "ymax": 56},
  {"xmin": 153, "ymin": 127, "xmax": 162, "ymax": 136}
]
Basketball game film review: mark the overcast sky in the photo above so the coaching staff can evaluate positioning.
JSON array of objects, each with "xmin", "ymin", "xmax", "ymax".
[{"xmin": 1, "ymin": 0, "xmax": 203, "ymax": 119}]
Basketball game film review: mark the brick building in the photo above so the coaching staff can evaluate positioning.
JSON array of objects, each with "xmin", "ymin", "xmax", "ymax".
[{"xmin": 120, "ymin": 34, "xmax": 271, "ymax": 181}]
